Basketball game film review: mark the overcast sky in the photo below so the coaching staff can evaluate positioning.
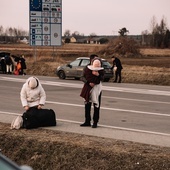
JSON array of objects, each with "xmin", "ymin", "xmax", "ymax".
[{"xmin": 0, "ymin": 0, "xmax": 170, "ymax": 35}]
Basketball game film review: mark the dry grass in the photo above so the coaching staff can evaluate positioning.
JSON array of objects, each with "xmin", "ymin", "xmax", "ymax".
[
  {"xmin": 6, "ymin": 43, "xmax": 168, "ymax": 85},
  {"xmin": 140, "ymin": 48, "xmax": 170, "ymax": 56},
  {"xmin": 1, "ymin": 123, "xmax": 170, "ymax": 170},
  {"xmin": 24, "ymin": 51, "xmax": 170, "ymax": 85}
]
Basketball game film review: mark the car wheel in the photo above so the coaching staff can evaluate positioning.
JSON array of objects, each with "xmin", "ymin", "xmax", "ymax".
[
  {"xmin": 58, "ymin": 70, "xmax": 66, "ymax": 79},
  {"xmin": 75, "ymin": 77, "xmax": 80, "ymax": 80},
  {"xmin": 104, "ymin": 78, "xmax": 110, "ymax": 82}
]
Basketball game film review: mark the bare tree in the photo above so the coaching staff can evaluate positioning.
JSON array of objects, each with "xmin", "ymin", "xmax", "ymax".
[
  {"xmin": 8, "ymin": 27, "xmax": 14, "ymax": 36},
  {"xmin": 0, "ymin": 25, "xmax": 4, "ymax": 35},
  {"xmin": 160, "ymin": 16, "xmax": 167, "ymax": 34},
  {"xmin": 64, "ymin": 29, "xmax": 71, "ymax": 37},
  {"xmin": 72, "ymin": 31, "xmax": 80, "ymax": 37},
  {"xmin": 150, "ymin": 16, "xmax": 157, "ymax": 34},
  {"xmin": 150, "ymin": 16, "xmax": 169, "ymax": 48},
  {"xmin": 89, "ymin": 32, "xmax": 97, "ymax": 37},
  {"xmin": 141, "ymin": 30, "xmax": 150, "ymax": 46},
  {"xmin": 0, "ymin": 26, "xmax": 28, "ymax": 43}
]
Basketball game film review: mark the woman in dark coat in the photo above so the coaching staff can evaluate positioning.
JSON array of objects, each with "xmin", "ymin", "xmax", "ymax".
[
  {"xmin": 20, "ymin": 55, "xmax": 27, "ymax": 75},
  {"xmin": 80, "ymin": 58, "xmax": 104, "ymax": 128},
  {"xmin": 0, "ymin": 57, "xmax": 6, "ymax": 73}
]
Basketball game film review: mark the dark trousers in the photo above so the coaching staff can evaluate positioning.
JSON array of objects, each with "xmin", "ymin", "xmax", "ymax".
[
  {"xmin": 114, "ymin": 69, "xmax": 122, "ymax": 83},
  {"xmin": 84, "ymin": 92, "xmax": 102, "ymax": 124},
  {"xmin": 1, "ymin": 65, "xmax": 6, "ymax": 73}
]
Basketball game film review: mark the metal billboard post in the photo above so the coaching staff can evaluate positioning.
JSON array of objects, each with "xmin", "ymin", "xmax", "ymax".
[
  {"xmin": 34, "ymin": 46, "xmax": 37, "ymax": 62},
  {"xmin": 52, "ymin": 46, "xmax": 55, "ymax": 60}
]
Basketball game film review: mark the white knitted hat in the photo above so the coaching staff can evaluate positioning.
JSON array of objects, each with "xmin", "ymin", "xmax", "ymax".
[
  {"xmin": 28, "ymin": 77, "xmax": 38, "ymax": 89},
  {"xmin": 88, "ymin": 59, "xmax": 104, "ymax": 71}
]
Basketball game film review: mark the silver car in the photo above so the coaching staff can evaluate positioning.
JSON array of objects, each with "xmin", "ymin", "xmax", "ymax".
[{"xmin": 56, "ymin": 57, "xmax": 113, "ymax": 82}]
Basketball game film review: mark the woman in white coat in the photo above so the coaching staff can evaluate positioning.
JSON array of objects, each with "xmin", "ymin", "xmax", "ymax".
[{"xmin": 20, "ymin": 76, "xmax": 46, "ymax": 111}]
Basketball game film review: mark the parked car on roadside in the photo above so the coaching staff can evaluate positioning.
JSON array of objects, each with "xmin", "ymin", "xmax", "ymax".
[{"xmin": 56, "ymin": 57, "xmax": 113, "ymax": 82}]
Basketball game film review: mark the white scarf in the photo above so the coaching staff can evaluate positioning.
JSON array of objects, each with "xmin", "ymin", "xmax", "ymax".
[{"xmin": 90, "ymin": 82, "xmax": 102, "ymax": 107}]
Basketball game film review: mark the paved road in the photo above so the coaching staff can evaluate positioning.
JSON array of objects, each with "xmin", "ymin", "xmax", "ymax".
[{"xmin": 0, "ymin": 75, "xmax": 170, "ymax": 147}]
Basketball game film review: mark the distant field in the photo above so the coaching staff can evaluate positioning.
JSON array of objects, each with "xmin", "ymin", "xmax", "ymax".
[
  {"xmin": 140, "ymin": 48, "xmax": 170, "ymax": 56},
  {"xmin": 1, "ymin": 44, "xmax": 170, "ymax": 85},
  {"xmin": 1, "ymin": 43, "xmax": 170, "ymax": 56}
]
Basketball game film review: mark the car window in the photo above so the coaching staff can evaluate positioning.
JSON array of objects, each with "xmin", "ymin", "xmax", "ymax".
[
  {"xmin": 80, "ymin": 59, "xmax": 90, "ymax": 67},
  {"xmin": 69, "ymin": 59, "xmax": 81, "ymax": 66},
  {"xmin": 102, "ymin": 61, "xmax": 112, "ymax": 68}
]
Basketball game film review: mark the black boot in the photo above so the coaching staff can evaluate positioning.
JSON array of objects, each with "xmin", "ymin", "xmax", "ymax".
[
  {"xmin": 80, "ymin": 122, "xmax": 91, "ymax": 127},
  {"xmin": 92, "ymin": 123, "xmax": 97, "ymax": 128},
  {"xmin": 80, "ymin": 102, "xmax": 91, "ymax": 127}
]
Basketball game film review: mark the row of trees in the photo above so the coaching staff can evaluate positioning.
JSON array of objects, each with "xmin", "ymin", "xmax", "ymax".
[
  {"xmin": 0, "ymin": 26, "xmax": 28, "ymax": 36},
  {"xmin": 63, "ymin": 16, "xmax": 170, "ymax": 48},
  {"xmin": 0, "ymin": 16, "xmax": 170, "ymax": 48},
  {"xmin": 142, "ymin": 16, "xmax": 170, "ymax": 48},
  {"xmin": 0, "ymin": 26, "xmax": 28, "ymax": 43}
]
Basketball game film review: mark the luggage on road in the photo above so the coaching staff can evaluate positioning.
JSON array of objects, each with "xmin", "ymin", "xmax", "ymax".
[{"xmin": 22, "ymin": 107, "xmax": 57, "ymax": 129}]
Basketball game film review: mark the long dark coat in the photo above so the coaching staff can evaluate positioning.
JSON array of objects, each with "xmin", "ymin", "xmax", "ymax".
[
  {"xmin": 80, "ymin": 66, "xmax": 104, "ymax": 102},
  {"xmin": 112, "ymin": 57, "xmax": 123, "ymax": 70}
]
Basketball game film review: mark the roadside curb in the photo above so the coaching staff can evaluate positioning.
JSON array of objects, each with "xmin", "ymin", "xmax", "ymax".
[
  {"xmin": 45, "ymin": 120, "xmax": 170, "ymax": 148},
  {"xmin": 1, "ymin": 113, "xmax": 170, "ymax": 148}
]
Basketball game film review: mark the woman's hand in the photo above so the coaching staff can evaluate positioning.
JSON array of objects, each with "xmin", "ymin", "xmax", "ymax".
[
  {"xmin": 37, "ymin": 104, "xmax": 43, "ymax": 109},
  {"xmin": 92, "ymin": 71, "xmax": 99, "ymax": 76},
  {"xmin": 24, "ymin": 106, "xmax": 29, "ymax": 111},
  {"xmin": 89, "ymin": 83, "xmax": 95, "ymax": 87}
]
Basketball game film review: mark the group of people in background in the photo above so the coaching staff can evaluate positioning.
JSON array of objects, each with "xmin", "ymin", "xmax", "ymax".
[
  {"xmin": 0, "ymin": 55, "xmax": 13, "ymax": 74},
  {"xmin": 0, "ymin": 54, "xmax": 26, "ymax": 75},
  {"xmin": 13, "ymin": 55, "xmax": 27, "ymax": 75}
]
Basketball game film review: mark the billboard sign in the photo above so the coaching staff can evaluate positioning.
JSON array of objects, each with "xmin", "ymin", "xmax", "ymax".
[{"xmin": 29, "ymin": 0, "xmax": 62, "ymax": 46}]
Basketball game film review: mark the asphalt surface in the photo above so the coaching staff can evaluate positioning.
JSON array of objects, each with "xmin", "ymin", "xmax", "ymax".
[{"xmin": 0, "ymin": 75, "xmax": 170, "ymax": 147}]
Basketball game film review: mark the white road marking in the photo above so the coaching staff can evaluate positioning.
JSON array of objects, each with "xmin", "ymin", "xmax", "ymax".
[
  {"xmin": 103, "ymin": 96, "xmax": 170, "ymax": 105},
  {"xmin": 1, "ymin": 76, "xmax": 170, "ymax": 96},
  {"xmin": 0, "ymin": 111, "xmax": 20, "ymax": 116},
  {"xmin": 46, "ymin": 101, "xmax": 170, "ymax": 117},
  {"xmin": 57, "ymin": 118, "xmax": 170, "ymax": 137}
]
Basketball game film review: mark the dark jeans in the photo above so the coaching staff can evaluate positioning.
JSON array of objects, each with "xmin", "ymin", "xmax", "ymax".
[
  {"xmin": 84, "ymin": 92, "xmax": 102, "ymax": 124},
  {"xmin": 114, "ymin": 69, "xmax": 122, "ymax": 83}
]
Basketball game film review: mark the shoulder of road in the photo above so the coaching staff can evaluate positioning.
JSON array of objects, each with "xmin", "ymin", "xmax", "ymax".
[{"xmin": 46, "ymin": 120, "xmax": 170, "ymax": 148}]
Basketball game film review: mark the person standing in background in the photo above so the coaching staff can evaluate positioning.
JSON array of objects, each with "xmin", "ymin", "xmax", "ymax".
[
  {"xmin": 20, "ymin": 55, "xmax": 27, "ymax": 75},
  {"xmin": 5, "ymin": 55, "xmax": 13, "ymax": 74},
  {"xmin": 111, "ymin": 56, "xmax": 123, "ymax": 83},
  {"xmin": 0, "ymin": 57, "xmax": 6, "ymax": 74}
]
